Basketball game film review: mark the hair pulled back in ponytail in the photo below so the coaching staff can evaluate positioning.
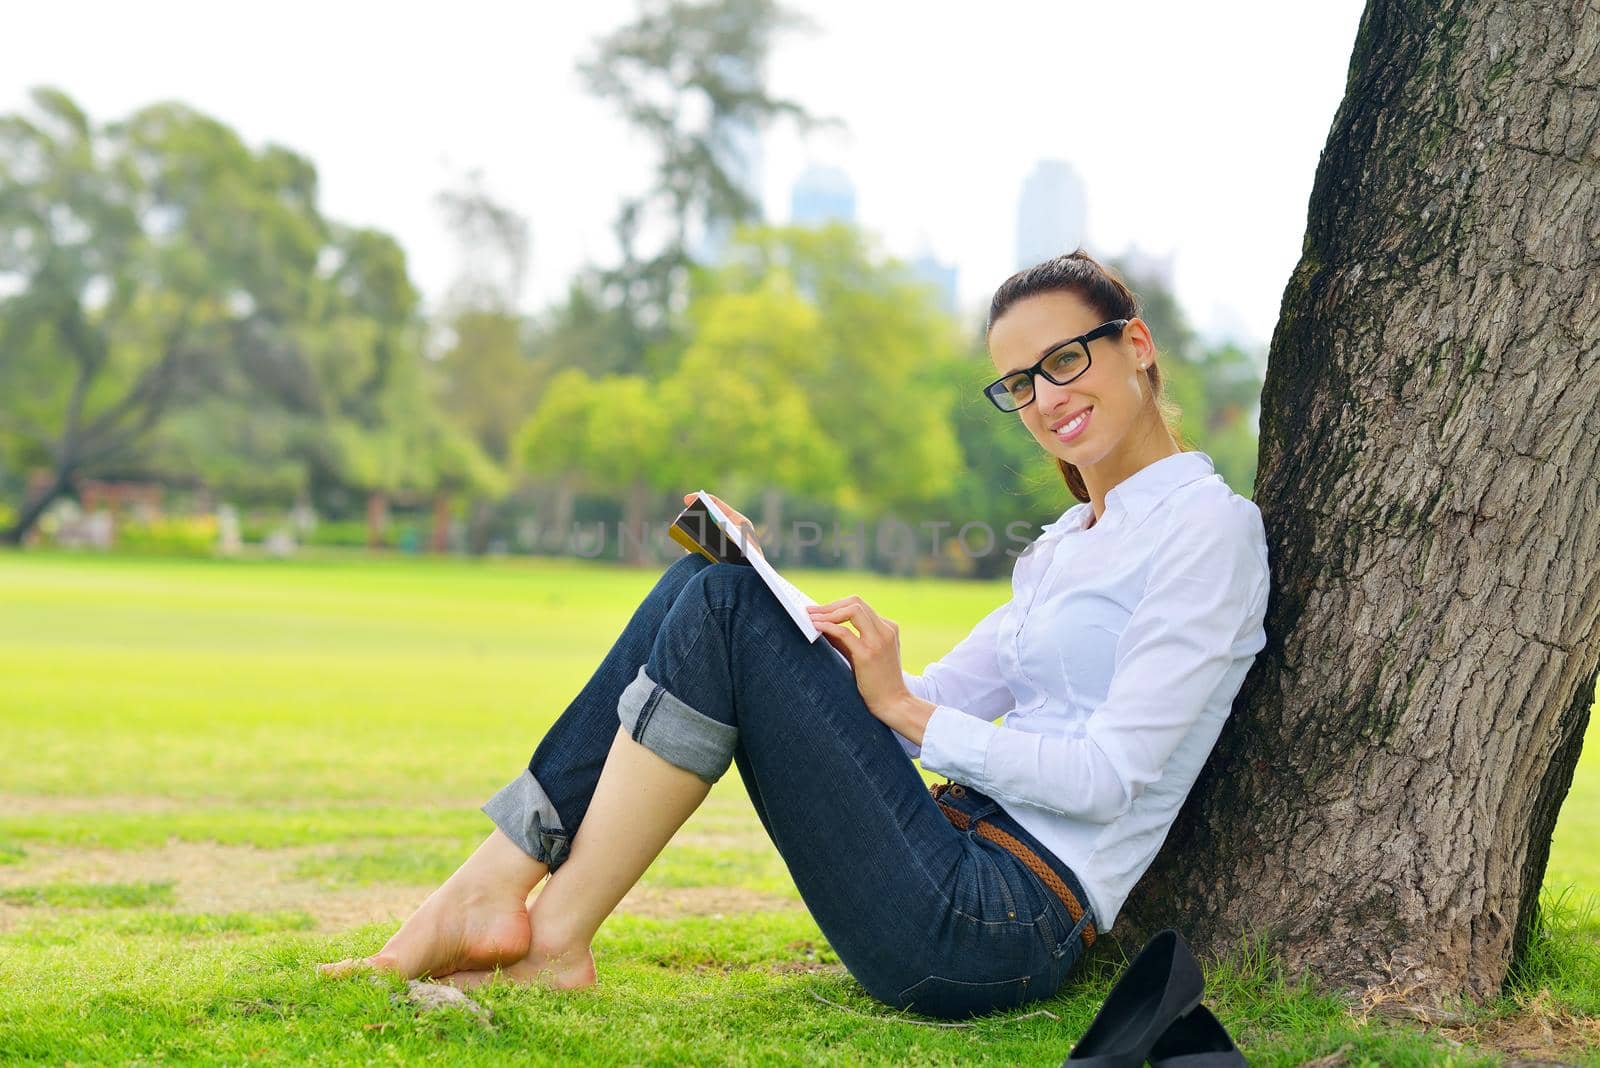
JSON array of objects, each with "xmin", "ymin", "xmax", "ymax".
[{"xmin": 986, "ymin": 248, "xmax": 1189, "ymax": 502}]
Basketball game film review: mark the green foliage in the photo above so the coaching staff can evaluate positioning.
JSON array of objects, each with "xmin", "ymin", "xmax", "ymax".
[
  {"xmin": 0, "ymin": 88, "xmax": 501, "ymax": 543},
  {"xmin": 115, "ymin": 515, "xmax": 218, "ymax": 556},
  {"xmin": 657, "ymin": 270, "xmax": 847, "ymax": 496},
  {"xmin": 700, "ymin": 224, "xmax": 964, "ymax": 511},
  {"xmin": 1107, "ymin": 257, "xmax": 1266, "ymax": 496},
  {"xmin": 429, "ymin": 308, "xmax": 534, "ymax": 464},
  {"xmin": 578, "ymin": 0, "xmax": 827, "ymax": 362},
  {"xmin": 301, "ymin": 518, "xmax": 389, "ymax": 549}
]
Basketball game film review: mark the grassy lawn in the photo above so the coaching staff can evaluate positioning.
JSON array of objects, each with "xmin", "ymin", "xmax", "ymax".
[{"xmin": 1, "ymin": 550, "xmax": 1596, "ymax": 1065}]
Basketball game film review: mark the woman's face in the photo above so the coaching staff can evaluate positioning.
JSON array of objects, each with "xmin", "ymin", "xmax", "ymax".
[{"xmin": 987, "ymin": 290, "xmax": 1156, "ymax": 472}]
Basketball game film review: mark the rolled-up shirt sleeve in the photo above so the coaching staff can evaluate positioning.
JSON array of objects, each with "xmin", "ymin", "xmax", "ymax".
[
  {"xmin": 893, "ymin": 599, "xmax": 1015, "ymax": 759},
  {"xmin": 918, "ymin": 502, "xmax": 1269, "ymax": 822}
]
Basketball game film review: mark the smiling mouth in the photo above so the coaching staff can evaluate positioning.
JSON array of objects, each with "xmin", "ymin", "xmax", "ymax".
[{"xmin": 1049, "ymin": 407, "xmax": 1092, "ymax": 437}]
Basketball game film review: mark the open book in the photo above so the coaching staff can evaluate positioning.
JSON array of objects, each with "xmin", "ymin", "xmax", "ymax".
[{"xmin": 670, "ymin": 491, "xmax": 853, "ymax": 673}]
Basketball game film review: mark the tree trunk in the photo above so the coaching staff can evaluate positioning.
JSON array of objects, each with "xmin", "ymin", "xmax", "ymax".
[
  {"xmin": 365, "ymin": 492, "xmax": 388, "ymax": 550},
  {"xmin": 621, "ymin": 478, "xmax": 652, "ymax": 566},
  {"xmin": 467, "ymin": 498, "xmax": 493, "ymax": 555},
  {"xmin": 761, "ymin": 486, "xmax": 784, "ymax": 563},
  {"xmin": 1, "ymin": 467, "xmax": 73, "ymax": 546},
  {"xmin": 1114, "ymin": 0, "xmax": 1600, "ymax": 1004},
  {"xmin": 543, "ymin": 477, "xmax": 577, "ymax": 554},
  {"xmin": 430, "ymin": 493, "xmax": 451, "ymax": 554}
]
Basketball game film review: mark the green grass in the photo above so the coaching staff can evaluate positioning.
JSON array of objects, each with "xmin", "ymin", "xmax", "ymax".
[
  {"xmin": 0, "ymin": 879, "xmax": 176, "ymax": 908},
  {"xmin": 0, "ymin": 549, "xmax": 1596, "ymax": 1065}
]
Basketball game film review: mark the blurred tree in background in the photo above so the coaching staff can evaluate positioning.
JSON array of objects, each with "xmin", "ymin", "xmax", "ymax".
[
  {"xmin": 0, "ymin": 2, "xmax": 1266, "ymax": 571},
  {"xmin": 577, "ymin": 0, "xmax": 831, "ymax": 365},
  {"xmin": 1109, "ymin": 254, "xmax": 1263, "ymax": 496},
  {"xmin": 0, "ymin": 88, "xmax": 496, "ymax": 546}
]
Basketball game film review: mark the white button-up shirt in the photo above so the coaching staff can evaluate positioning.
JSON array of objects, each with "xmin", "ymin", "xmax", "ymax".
[{"xmin": 898, "ymin": 450, "xmax": 1269, "ymax": 932}]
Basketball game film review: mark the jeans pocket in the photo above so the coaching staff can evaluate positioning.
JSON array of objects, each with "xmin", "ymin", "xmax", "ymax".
[
  {"xmin": 949, "ymin": 842, "xmax": 1024, "ymax": 925},
  {"xmin": 1036, "ymin": 894, "xmax": 1094, "ymax": 973},
  {"xmin": 894, "ymin": 972, "xmax": 1034, "ymax": 1019}
]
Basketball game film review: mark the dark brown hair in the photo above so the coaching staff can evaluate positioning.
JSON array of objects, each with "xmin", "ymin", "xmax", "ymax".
[{"xmin": 986, "ymin": 248, "xmax": 1188, "ymax": 502}]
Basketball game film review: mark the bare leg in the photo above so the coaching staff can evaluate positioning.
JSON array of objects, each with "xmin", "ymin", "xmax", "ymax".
[
  {"xmin": 441, "ymin": 726, "xmax": 711, "ymax": 990},
  {"xmin": 316, "ymin": 555, "xmax": 716, "ymax": 983},
  {"xmin": 316, "ymin": 827, "xmax": 547, "ymax": 980}
]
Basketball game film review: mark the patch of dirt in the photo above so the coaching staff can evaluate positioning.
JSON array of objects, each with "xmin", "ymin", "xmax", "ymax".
[
  {"xmin": 0, "ymin": 841, "xmax": 426, "ymax": 933},
  {"xmin": 0, "ymin": 794, "xmax": 486, "ymax": 815},
  {"xmin": 608, "ymin": 883, "xmax": 804, "ymax": 919},
  {"xmin": 0, "ymin": 795, "xmax": 197, "ymax": 815},
  {"xmin": 1353, "ymin": 981, "xmax": 1600, "ymax": 1065},
  {"xmin": 687, "ymin": 959, "xmax": 848, "ymax": 977},
  {"xmin": 0, "ymin": 841, "xmax": 806, "ymax": 935},
  {"xmin": 1437, "ymin": 989, "xmax": 1600, "ymax": 1065},
  {"xmin": 681, "ymin": 937, "xmax": 841, "ymax": 977}
]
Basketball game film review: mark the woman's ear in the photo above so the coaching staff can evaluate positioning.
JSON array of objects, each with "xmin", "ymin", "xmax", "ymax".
[{"xmin": 1126, "ymin": 317, "xmax": 1156, "ymax": 369}]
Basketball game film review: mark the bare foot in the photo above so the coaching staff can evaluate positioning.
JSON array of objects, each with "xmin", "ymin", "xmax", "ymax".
[
  {"xmin": 440, "ymin": 900, "xmax": 597, "ymax": 992},
  {"xmin": 318, "ymin": 882, "xmax": 533, "ymax": 981},
  {"xmin": 317, "ymin": 830, "xmax": 546, "ymax": 981}
]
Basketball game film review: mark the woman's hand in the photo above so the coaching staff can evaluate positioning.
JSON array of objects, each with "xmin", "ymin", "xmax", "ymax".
[
  {"xmin": 807, "ymin": 596, "xmax": 932, "ymax": 739},
  {"xmin": 683, "ymin": 492, "xmax": 762, "ymax": 555}
]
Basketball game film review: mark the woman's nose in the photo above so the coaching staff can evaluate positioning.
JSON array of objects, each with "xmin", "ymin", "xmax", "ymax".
[{"xmin": 1033, "ymin": 374, "xmax": 1076, "ymax": 414}]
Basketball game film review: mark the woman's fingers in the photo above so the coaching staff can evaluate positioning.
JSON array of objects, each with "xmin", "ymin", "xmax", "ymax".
[
  {"xmin": 809, "ymin": 595, "xmax": 864, "ymax": 612},
  {"xmin": 807, "ymin": 598, "xmax": 895, "ymax": 643},
  {"xmin": 715, "ymin": 497, "xmax": 752, "ymax": 531},
  {"xmin": 687, "ymin": 492, "xmax": 752, "ymax": 533},
  {"xmin": 812, "ymin": 619, "xmax": 861, "ymax": 661}
]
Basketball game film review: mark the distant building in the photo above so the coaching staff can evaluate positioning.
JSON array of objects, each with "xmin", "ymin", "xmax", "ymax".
[
  {"xmin": 1015, "ymin": 160, "xmax": 1088, "ymax": 270},
  {"xmin": 790, "ymin": 164, "xmax": 857, "ymax": 226},
  {"xmin": 911, "ymin": 251, "xmax": 959, "ymax": 314}
]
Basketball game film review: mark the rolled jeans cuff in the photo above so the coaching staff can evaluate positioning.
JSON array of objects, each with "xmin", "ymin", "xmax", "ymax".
[
  {"xmin": 617, "ymin": 663, "xmax": 737, "ymax": 785},
  {"xmin": 481, "ymin": 768, "xmax": 572, "ymax": 871}
]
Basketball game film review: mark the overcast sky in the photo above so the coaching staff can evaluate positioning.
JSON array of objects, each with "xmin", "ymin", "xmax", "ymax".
[{"xmin": 6, "ymin": 0, "xmax": 1368, "ymax": 347}]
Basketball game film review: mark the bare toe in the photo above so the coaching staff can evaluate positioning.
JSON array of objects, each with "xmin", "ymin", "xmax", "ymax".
[{"xmin": 317, "ymin": 957, "xmax": 373, "ymax": 977}]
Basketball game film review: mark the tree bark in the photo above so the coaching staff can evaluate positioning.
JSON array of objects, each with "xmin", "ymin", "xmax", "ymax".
[
  {"xmin": 761, "ymin": 486, "xmax": 784, "ymax": 563},
  {"xmin": 467, "ymin": 497, "xmax": 493, "ymax": 556},
  {"xmin": 1113, "ymin": 0, "xmax": 1600, "ymax": 1003},
  {"xmin": 1, "ymin": 467, "xmax": 72, "ymax": 546},
  {"xmin": 365, "ymin": 492, "xmax": 388, "ymax": 550},
  {"xmin": 621, "ymin": 478, "xmax": 653, "ymax": 566},
  {"xmin": 542, "ymin": 477, "xmax": 577, "ymax": 554},
  {"xmin": 430, "ymin": 493, "xmax": 451, "ymax": 554}
]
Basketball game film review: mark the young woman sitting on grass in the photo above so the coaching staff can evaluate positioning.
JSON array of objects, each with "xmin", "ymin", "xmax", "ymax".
[{"xmin": 319, "ymin": 249, "xmax": 1271, "ymax": 1021}]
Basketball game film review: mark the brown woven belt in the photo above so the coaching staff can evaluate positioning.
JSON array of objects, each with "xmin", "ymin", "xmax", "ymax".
[{"xmin": 930, "ymin": 781, "xmax": 1097, "ymax": 949}]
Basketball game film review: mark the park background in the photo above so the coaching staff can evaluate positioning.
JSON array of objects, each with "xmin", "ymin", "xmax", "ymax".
[{"xmin": 2, "ymin": 1, "xmax": 1596, "ymax": 1065}]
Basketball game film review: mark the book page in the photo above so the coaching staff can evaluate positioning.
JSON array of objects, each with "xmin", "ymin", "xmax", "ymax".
[{"xmin": 692, "ymin": 491, "xmax": 853, "ymax": 673}]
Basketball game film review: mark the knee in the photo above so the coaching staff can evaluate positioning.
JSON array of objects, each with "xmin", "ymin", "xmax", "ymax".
[
  {"xmin": 691, "ymin": 562, "xmax": 767, "ymax": 614},
  {"xmin": 667, "ymin": 552, "xmax": 714, "ymax": 583},
  {"xmin": 667, "ymin": 551, "xmax": 712, "ymax": 578},
  {"xmin": 658, "ymin": 552, "xmax": 713, "ymax": 599}
]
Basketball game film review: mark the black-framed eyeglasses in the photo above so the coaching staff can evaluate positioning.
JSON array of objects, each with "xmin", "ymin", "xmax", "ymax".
[{"xmin": 981, "ymin": 319, "xmax": 1129, "ymax": 413}]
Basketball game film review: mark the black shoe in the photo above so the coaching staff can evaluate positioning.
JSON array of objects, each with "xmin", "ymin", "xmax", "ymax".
[
  {"xmin": 1062, "ymin": 928, "xmax": 1204, "ymax": 1068},
  {"xmin": 1148, "ymin": 1003, "xmax": 1247, "ymax": 1066}
]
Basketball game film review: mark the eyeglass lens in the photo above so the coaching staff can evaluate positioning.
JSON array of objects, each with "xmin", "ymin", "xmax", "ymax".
[{"xmin": 990, "ymin": 341, "xmax": 1088, "ymax": 411}]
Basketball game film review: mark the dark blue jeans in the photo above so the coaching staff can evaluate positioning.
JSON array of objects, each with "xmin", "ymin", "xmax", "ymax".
[{"xmin": 483, "ymin": 552, "xmax": 1095, "ymax": 1019}]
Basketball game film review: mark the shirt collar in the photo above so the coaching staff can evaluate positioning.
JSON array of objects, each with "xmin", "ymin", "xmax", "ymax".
[{"xmin": 1041, "ymin": 451, "xmax": 1218, "ymax": 535}]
